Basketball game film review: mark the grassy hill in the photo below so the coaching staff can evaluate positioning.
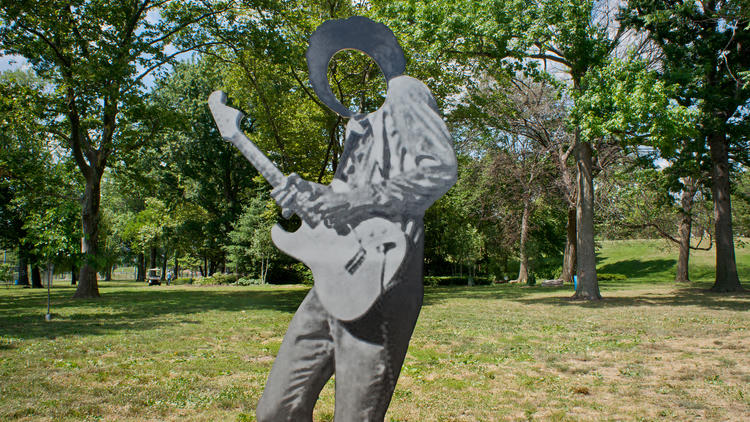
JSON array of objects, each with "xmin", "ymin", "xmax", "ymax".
[{"xmin": 596, "ymin": 238, "xmax": 750, "ymax": 284}]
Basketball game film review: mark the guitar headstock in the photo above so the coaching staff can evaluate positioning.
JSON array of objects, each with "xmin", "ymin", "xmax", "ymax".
[{"xmin": 208, "ymin": 90, "xmax": 244, "ymax": 141}]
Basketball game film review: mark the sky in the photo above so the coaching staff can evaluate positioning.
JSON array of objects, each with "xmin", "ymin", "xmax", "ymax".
[{"xmin": 0, "ymin": 54, "xmax": 29, "ymax": 72}]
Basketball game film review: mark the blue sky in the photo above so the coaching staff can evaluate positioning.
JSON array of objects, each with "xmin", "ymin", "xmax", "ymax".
[{"xmin": 0, "ymin": 54, "xmax": 29, "ymax": 72}]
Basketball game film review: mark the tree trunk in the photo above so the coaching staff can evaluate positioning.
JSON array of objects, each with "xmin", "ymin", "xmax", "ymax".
[
  {"xmin": 708, "ymin": 132, "xmax": 742, "ymax": 292},
  {"xmin": 516, "ymin": 199, "xmax": 531, "ymax": 283},
  {"xmin": 31, "ymin": 266, "xmax": 43, "ymax": 288},
  {"xmin": 104, "ymin": 265, "xmax": 112, "ymax": 281},
  {"xmin": 74, "ymin": 173, "xmax": 102, "ymax": 298},
  {"xmin": 149, "ymin": 247, "xmax": 157, "ymax": 271},
  {"xmin": 572, "ymin": 141, "xmax": 601, "ymax": 300},
  {"xmin": 136, "ymin": 252, "xmax": 145, "ymax": 282},
  {"xmin": 675, "ymin": 179, "xmax": 697, "ymax": 283},
  {"xmin": 561, "ymin": 206, "xmax": 577, "ymax": 283},
  {"xmin": 161, "ymin": 250, "xmax": 167, "ymax": 281},
  {"xmin": 173, "ymin": 251, "xmax": 180, "ymax": 278},
  {"xmin": 71, "ymin": 263, "xmax": 78, "ymax": 285},
  {"xmin": 16, "ymin": 247, "xmax": 29, "ymax": 286}
]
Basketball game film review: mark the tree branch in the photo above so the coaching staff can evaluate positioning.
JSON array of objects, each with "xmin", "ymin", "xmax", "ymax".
[
  {"xmin": 129, "ymin": 41, "xmax": 223, "ymax": 88},
  {"xmin": 15, "ymin": 22, "xmax": 71, "ymax": 68},
  {"xmin": 147, "ymin": 6, "xmax": 231, "ymax": 48},
  {"xmin": 527, "ymin": 53, "xmax": 571, "ymax": 68},
  {"xmin": 290, "ymin": 66, "xmax": 326, "ymax": 111}
]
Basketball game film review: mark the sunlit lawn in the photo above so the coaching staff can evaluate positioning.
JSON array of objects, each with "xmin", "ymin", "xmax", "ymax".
[{"xmin": 1, "ymin": 240, "xmax": 749, "ymax": 421}]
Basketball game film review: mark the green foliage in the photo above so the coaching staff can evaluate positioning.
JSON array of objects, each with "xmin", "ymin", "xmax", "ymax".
[
  {"xmin": 193, "ymin": 273, "xmax": 240, "ymax": 286},
  {"xmin": 225, "ymin": 196, "xmax": 278, "ymax": 281},
  {"xmin": 0, "ymin": 263, "xmax": 12, "ymax": 282},
  {"xmin": 209, "ymin": 273, "xmax": 240, "ymax": 285},
  {"xmin": 424, "ymin": 276, "xmax": 493, "ymax": 287},
  {"xmin": 235, "ymin": 277, "xmax": 262, "ymax": 286},
  {"xmin": 573, "ymin": 57, "xmax": 699, "ymax": 147},
  {"xmin": 597, "ymin": 273, "xmax": 627, "ymax": 281}
]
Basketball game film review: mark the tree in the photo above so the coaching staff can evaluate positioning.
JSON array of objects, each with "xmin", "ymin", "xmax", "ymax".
[
  {"xmin": 596, "ymin": 162, "xmax": 713, "ymax": 282},
  {"xmin": 451, "ymin": 75, "xmax": 560, "ymax": 283},
  {"xmin": 0, "ymin": 0, "xmax": 223, "ymax": 297},
  {"xmin": 225, "ymin": 196, "xmax": 278, "ymax": 283},
  {"xmin": 621, "ymin": 0, "xmax": 749, "ymax": 291},
  {"xmin": 575, "ymin": 55, "xmax": 711, "ymax": 283},
  {"xmin": 149, "ymin": 58, "xmax": 262, "ymax": 276},
  {"xmin": 0, "ymin": 69, "xmax": 82, "ymax": 287},
  {"xmin": 376, "ymin": 0, "xmax": 630, "ymax": 299}
]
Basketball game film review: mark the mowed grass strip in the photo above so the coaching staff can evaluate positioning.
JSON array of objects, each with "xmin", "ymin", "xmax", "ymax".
[{"xmin": 1, "ymin": 239, "xmax": 749, "ymax": 421}]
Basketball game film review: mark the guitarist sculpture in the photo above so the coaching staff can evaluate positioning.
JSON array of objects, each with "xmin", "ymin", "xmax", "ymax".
[{"xmin": 209, "ymin": 16, "xmax": 456, "ymax": 421}]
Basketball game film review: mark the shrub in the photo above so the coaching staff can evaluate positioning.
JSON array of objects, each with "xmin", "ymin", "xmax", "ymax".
[
  {"xmin": 236, "ymin": 277, "xmax": 262, "ymax": 286},
  {"xmin": 193, "ymin": 276, "xmax": 211, "ymax": 286},
  {"xmin": 210, "ymin": 273, "xmax": 239, "ymax": 285},
  {"xmin": 193, "ymin": 273, "xmax": 240, "ymax": 286},
  {"xmin": 423, "ymin": 276, "xmax": 492, "ymax": 287},
  {"xmin": 291, "ymin": 263, "xmax": 313, "ymax": 285},
  {"xmin": 598, "ymin": 273, "xmax": 627, "ymax": 281},
  {"xmin": 0, "ymin": 263, "xmax": 13, "ymax": 283}
]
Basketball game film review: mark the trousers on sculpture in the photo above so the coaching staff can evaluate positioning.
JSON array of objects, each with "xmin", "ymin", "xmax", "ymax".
[{"xmin": 256, "ymin": 240, "xmax": 424, "ymax": 422}]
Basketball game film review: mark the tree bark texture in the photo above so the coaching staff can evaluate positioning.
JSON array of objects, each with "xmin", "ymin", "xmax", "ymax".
[
  {"xmin": 572, "ymin": 141, "xmax": 601, "ymax": 300},
  {"xmin": 31, "ymin": 266, "xmax": 43, "ymax": 288},
  {"xmin": 516, "ymin": 199, "xmax": 531, "ymax": 283},
  {"xmin": 74, "ymin": 173, "xmax": 102, "ymax": 298},
  {"xmin": 137, "ymin": 253, "xmax": 145, "ymax": 282},
  {"xmin": 675, "ymin": 179, "xmax": 697, "ymax": 283},
  {"xmin": 71, "ymin": 264, "xmax": 78, "ymax": 285},
  {"xmin": 149, "ymin": 247, "xmax": 157, "ymax": 270},
  {"xmin": 161, "ymin": 250, "xmax": 167, "ymax": 281},
  {"xmin": 708, "ymin": 132, "xmax": 742, "ymax": 292},
  {"xmin": 560, "ymin": 206, "xmax": 577, "ymax": 283},
  {"xmin": 16, "ymin": 248, "xmax": 29, "ymax": 286}
]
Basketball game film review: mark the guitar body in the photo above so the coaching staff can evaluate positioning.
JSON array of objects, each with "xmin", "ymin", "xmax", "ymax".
[{"xmin": 271, "ymin": 217, "xmax": 407, "ymax": 321}]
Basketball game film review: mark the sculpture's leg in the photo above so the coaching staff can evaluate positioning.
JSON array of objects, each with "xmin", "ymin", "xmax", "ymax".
[
  {"xmin": 333, "ymin": 241, "xmax": 424, "ymax": 421},
  {"xmin": 256, "ymin": 289, "xmax": 335, "ymax": 422}
]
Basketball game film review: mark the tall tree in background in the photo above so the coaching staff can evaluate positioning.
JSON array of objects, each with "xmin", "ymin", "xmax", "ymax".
[
  {"xmin": 621, "ymin": 0, "xmax": 749, "ymax": 292},
  {"xmin": 376, "ymin": 0, "xmax": 626, "ymax": 299},
  {"xmin": 0, "ymin": 0, "xmax": 223, "ymax": 297},
  {"xmin": 0, "ymin": 70, "xmax": 81, "ymax": 287}
]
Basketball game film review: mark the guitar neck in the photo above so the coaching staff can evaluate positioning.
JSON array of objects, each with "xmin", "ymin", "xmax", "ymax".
[
  {"xmin": 228, "ymin": 132, "xmax": 285, "ymax": 188},
  {"xmin": 207, "ymin": 90, "xmax": 285, "ymax": 188}
]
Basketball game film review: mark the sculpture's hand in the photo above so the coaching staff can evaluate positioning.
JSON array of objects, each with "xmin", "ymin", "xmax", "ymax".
[{"xmin": 271, "ymin": 174, "xmax": 323, "ymax": 226}]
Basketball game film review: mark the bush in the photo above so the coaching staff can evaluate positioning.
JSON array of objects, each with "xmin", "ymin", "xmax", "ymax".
[
  {"xmin": 424, "ymin": 276, "xmax": 492, "ymax": 287},
  {"xmin": 0, "ymin": 263, "xmax": 13, "ymax": 283},
  {"xmin": 235, "ymin": 277, "xmax": 262, "ymax": 286},
  {"xmin": 193, "ymin": 276, "xmax": 211, "ymax": 286},
  {"xmin": 534, "ymin": 265, "xmax": 563, "ymax": 280},
  {"xmin": 292, "ymin": 263, "xmax": 314, "ymax": 285},
  {"xmin": 193, "ymin": 273, "xmax": 240, "ymax": 286},
  {"xmin": 598, "ymin": 273, "xmax": 627, "ymax": 281}
]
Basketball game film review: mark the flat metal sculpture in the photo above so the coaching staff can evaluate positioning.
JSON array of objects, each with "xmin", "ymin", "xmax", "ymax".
[{"xmin": 209, "ymin": 16, "xmax": 457, "ymax": 421}]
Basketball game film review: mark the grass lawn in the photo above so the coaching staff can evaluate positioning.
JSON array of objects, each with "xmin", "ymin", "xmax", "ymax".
[{"xmin": 1, "ymin": 239, "xmax": 749, "ymax": 421}]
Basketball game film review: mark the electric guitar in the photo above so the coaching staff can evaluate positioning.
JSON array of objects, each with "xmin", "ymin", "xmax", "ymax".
[{"xmin": 208, "ymin": 91, "xmax": 407, "ymax": 321}]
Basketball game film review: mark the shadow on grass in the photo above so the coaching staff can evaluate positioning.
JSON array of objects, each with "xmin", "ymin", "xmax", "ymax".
[
  {"xmin": 422, "ymin": 282, "xmax": 749, "ymax": 312},
  {"xmin": 422, "ymin": 284, "xmax": 564, "ymax": 306},
  {"xmin": 0, "ymin": 284, "xmax": 309, "ymax": 340},
  {"xmin": 598, "ymin": 258, "xmax": 676, "ymax": 277},
  {"xmin": 511, "ymin": 285, "xmax": 749, "ymax": 311}
]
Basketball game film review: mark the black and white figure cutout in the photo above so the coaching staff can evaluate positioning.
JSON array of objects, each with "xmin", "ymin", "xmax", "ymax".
[{"xmin": 209, "ymin": 16, "xmax": 456, "ymax": 422}]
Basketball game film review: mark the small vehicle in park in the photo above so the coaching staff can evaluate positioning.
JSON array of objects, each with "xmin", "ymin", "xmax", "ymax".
[{"xmin": 147, "ymin": 268, "xmax": 161, "ymax": 286}]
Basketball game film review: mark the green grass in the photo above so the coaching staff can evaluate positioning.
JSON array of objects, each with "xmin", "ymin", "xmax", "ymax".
[
  {"xmin": 596, "ymin": 237, "xmax": 750, "ymax": 284},
  {"xmin": 1, "ymin": 239, "xmax": 749, "ymax": 421}
]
